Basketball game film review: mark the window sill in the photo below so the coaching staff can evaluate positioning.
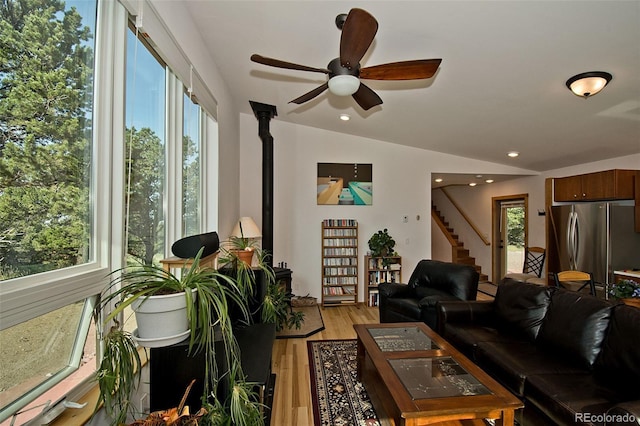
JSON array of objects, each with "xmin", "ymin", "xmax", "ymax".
[{"xmin": 50, "ymin": 347, "xmax": 149, "ymax": 426}]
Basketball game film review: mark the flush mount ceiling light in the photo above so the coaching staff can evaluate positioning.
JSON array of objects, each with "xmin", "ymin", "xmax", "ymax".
[
  {"xmin": 328, "ymin": 75, "xmax": 360, "ymax": 96},
  {"xmin": 566, "ymin": 71, "xmax": 612, "ymax": 98}
]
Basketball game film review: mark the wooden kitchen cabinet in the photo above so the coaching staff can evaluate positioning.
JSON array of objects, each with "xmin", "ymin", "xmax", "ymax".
[{"xmin": 554, "ymin": 169, "xmax": 636, "ymax": 202}]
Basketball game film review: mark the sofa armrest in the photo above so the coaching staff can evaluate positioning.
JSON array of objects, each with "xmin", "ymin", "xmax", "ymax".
[
  {"xmin": 606, "ymin": 401, "xmax": 640, "ymax": 425},
  {"xmin": 378, "ymin": 282, "xmax": 414, "ymax": 298},
  {"xmin": 436, "ymin": 300, "xmax": 495, "ymax": 334}
]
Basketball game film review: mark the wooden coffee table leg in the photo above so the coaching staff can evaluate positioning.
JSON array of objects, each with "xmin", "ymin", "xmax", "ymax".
[{"xmin": 495, "ymin": 409, "xmax": 515, "ymax": 426}]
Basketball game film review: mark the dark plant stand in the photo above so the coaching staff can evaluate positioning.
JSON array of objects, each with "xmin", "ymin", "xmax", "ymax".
[{"xmin": 149, "ymin": 323, "xmax": 276, "ymax": 424}]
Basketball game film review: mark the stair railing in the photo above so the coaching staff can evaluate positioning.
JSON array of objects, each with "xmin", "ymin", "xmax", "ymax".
[{"xmin": 440, "ymin": 188, "xmax": 490, "ymax": 246}]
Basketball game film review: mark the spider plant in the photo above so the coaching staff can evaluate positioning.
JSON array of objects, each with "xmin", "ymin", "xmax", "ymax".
[
  {"xmin": 218, "ymin": 243, "xmax": 274, "ymax": 313},
  {"xmin": 261, "ymin": 280, "xmax": 305, "ymax": 332},
  {"xmin": 95, "ymin": 323, "xmax": 142, "ymax": 426},
  {"xmin": 95, "ymin": 248, "xmax": 254, "ymax": 425},
  {"xmin": 101, "ymin": 248, "xmax": 248, "ymax": 353}
]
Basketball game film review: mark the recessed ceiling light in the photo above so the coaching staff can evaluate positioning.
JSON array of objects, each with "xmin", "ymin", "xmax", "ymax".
[
  {"xmin": 469, "ymin": 182, "xmax": 477, "ymax": 187},
  {"xmin": 339, "ymin": 113, "xmax": 350, "ymax": 121},
  {"xmin": 434, "ymin": 178, "xmax": 443, "ymax": 183},
  {"xmin": 507, "ymin": 151, "xmax": 519, "ymax": 158},
  {"xmin": 475, "ymin": 175, "xmax": 483, "ymax": 178},
  {"xmin": 485, "ymin": 179, "xmax": 494, "ymax": 183}
]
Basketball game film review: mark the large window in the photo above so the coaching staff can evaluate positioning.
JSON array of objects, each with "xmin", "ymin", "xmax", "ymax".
[
  {"xmin": 0, "ymin": 0, "xmax": 101, "ymax": 423},
  {"xmin": 183, "ymin": 94, "xmax": 201, "ymax": 237},
  {"xmin": 125, "ymin": 28, "xmax": 166, "ymax": 266},
  {"xmin": 0, "ymin": 0, "xmax": 219, "ymax": 423},
  {"xmin": 0, "ymin": 0, "xmax": 96, "ymax": 280}
]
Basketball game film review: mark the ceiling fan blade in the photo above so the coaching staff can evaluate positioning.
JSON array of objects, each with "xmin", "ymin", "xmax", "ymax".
[
  {"xmin": 289, "ymin": 82, "xmax": 329, "ymax": 104},
  {"xmin": 360, "ymin": 59, "xmax": 442, "ymax": 80},
  {"xmin": 352, "ymin": 83, "xmax": 382, "ymax": 111},
  {"xmin": 340, "ymin": 8, "xmax": 378, "ymax": 69},
  {"xmin": 251, "ymin": 54, "xmax": 330, "ymax": 74}
]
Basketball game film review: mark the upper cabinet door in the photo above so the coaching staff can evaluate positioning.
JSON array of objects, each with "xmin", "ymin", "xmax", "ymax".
[{"xmin": 554, "ymin": 169, "xmax": 637, "ymax": 202}]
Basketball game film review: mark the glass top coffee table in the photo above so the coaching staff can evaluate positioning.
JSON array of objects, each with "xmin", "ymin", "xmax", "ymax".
[{"xmin": 354, "ymin": 322, "xmax": 522, "ymax": 426}]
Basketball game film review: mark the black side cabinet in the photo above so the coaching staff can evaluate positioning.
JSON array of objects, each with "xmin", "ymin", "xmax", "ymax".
[{"xmin": 149, "ymin": 323, "xmax": 276, "ymax": 424}]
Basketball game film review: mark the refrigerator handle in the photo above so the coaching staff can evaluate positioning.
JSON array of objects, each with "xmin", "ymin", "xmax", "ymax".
[
  {"xmin": 573, "ymin": 212, "xmax": 581, "ymax": 270},
  {"xmin": 568, "ymin": 211, "xmax": 577, "ymax": 270}
]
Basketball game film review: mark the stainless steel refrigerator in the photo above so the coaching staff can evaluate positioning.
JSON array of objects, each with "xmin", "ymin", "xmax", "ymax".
[{"xmin": 550, "ymin": 202, "xmax": 640, "ymax": 289}]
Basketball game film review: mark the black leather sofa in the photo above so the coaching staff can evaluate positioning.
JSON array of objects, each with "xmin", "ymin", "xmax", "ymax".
[
  {"xmin": 437, "ymin": 278, "xmax": 640, "ymax": 426},
  {"xmin": 378, "ymin": 259, "xmax": 479, "ymax": 329}
]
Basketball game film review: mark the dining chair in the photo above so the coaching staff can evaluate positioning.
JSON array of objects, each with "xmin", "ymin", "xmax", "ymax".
[
  {"xmin": 553, "ymin": 270, "xmax": 596, "ymax": 296},
  {"xmin": 504, "ymin": 246, "xmax": 546, "ymax": 284},
  {"xmin": 522, "ymin": 246, "xmax": 546, "ymax": 278}
]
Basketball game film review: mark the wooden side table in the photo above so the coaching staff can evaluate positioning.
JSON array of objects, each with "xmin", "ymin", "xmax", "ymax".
[{"xmin": 159, "ymin": 251, "xmax": 219, "ymax": 272}]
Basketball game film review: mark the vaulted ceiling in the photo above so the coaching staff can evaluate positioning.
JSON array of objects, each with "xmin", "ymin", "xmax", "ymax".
[{"xmin": 185, "ymin": 1, "xmax": 640, "ymax": 172}]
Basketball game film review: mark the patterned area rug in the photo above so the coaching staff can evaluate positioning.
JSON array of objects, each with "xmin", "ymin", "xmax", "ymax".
[{"xmin": 307, "ymin": 339, "xmax": 380, "ymax": 426}]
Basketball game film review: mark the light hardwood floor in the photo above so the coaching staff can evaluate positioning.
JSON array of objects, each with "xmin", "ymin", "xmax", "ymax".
[
  {"xmin": 270, "ymin": 303, "xmax": 380, "ymax": 425},
  {"xmin": 270, "ymin": 290, "xmax": 496, "ymax": 426}
]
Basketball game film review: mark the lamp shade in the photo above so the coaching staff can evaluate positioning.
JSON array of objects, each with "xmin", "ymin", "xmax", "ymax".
[
  {"xmin": 231, "ymin": 217, "xmax": 261, "ymax": 239},
  {"xmin": 328, "ymin": 75, "xmax": 360, "ymax": 96},
  {"xmin": 566, "ymin": 71, "xmax": 612, "ymax": 98}
]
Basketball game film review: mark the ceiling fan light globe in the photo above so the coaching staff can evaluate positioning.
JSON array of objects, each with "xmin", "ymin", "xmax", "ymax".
[{"xmin": 328, "ymin": 75, "xmax": 360, "ymax": 96}]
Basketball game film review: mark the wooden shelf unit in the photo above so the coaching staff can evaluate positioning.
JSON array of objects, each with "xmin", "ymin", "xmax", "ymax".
[
  {"xmin": 365, "ymin": 256, "xmax": 402, "ymax": 307},
  {"xmin": 321, "ymin": 219, "xmax": 358, "ymax": 307}
]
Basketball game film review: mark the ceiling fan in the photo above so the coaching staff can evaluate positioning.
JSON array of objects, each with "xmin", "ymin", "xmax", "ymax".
[{"xmin": 250, "ymin": 8, "xmax": 442, "ymax": 111}]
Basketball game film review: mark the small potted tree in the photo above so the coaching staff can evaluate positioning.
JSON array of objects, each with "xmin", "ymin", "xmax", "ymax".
[{"xmin": 368, "ymin": 228, "xmax": 397, "ymax": 267}]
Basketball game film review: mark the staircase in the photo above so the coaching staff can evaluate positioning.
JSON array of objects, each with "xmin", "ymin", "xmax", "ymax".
[{"xmin": 431, "ymin": 206, "xmax": 489, "ymax": 283}]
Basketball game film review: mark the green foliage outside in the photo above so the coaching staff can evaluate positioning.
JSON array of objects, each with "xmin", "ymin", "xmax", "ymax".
[
  {"xmin": 0, "ymin": 0, "xmax": 193, "ymax": 279},
  {"xmin": 506, "ymin": 207, "xmax": 525, "ymax": 248},
  {"xmin": 0, "ymin": 0, "xmax": 94, "ymax": 279},
  {"xmin": 124, "ymin": 127, "xmax": 165, "ymax": 267}
]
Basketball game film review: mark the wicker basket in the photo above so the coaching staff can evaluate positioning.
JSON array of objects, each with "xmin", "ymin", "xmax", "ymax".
[{"xmin": 291, "ymin": 295, "xmax": 317, "ymax": 307}]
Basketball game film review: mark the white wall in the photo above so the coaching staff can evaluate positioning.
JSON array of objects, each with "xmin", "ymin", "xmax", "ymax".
[
  {"xmin": 431, "ymin": 153, "xmax": 640, "ymax": 282},
  {"xmin": 238, "ymin": 113, "xmax": 534, "ymax": 301},
  {"xmin": 431, "ymin": 218, "xmax": 452, "ymax": 262}
]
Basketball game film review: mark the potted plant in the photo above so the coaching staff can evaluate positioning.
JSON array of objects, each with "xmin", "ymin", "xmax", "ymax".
[
  {"xmin": 219, "ymin": 243, "xmax": 305, "ymax": 331},
  {"xmin": 227, "ymin": 235, "xmax": 258, "ymax": 266},
  {"xmin": 226, "ymin": 217, "xmax": 262, "ymax": 266},
  {"xmin": 261, "ymin": 280, "xmax": 305, "ymax": 331},
  {"xmin": 609, "ymin": 279, "xmax": 640, "ymax": 307},
  {"xmin": 368, "ymin": 228, "xmax": 397, "ymax": 267},
  {"xmin": 95, "ymin": 248, "xmax": 264, "ymax": 426}
]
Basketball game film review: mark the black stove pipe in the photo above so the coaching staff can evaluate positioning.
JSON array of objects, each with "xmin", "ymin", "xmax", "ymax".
[{"xmin": 249, "ymin": 101, "xmax": 278, "ymax": 267}]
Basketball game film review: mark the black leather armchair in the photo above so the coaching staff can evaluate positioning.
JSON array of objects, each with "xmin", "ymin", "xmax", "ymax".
[{"xmin": 378, "ymin": 259, "xmax": 479, "ymax": 329}]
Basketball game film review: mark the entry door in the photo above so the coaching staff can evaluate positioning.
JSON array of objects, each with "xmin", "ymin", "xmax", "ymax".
[
  {"xmin": 492, "ymin": 195, "xmax": 528, "ymax": 283},
  {"xmin": 500, "ymin": 202, "xmax": 526, "ymax": 277}
]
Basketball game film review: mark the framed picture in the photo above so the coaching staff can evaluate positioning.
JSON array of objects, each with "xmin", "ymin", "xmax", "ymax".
[{"xmin": 317, "ymin": 162, "xmax": 372, "ymax": 205}]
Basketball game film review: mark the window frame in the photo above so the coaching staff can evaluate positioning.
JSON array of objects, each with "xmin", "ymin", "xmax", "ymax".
[
  {"xmin": 0, "ymin": 0, "xmax": 123, "ymax": 331},
  {"xmin": 0, "ymin": 0, "xmax": 127, "ymax": 421},
  {"xmin": 0, "ymin": 0, "xmax": 220, "ymax": 420}
]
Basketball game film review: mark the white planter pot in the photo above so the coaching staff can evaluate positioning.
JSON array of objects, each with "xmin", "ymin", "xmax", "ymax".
[{"xmin": 132, "ymin": 289, "xmax": 196, "ymax": 343}]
